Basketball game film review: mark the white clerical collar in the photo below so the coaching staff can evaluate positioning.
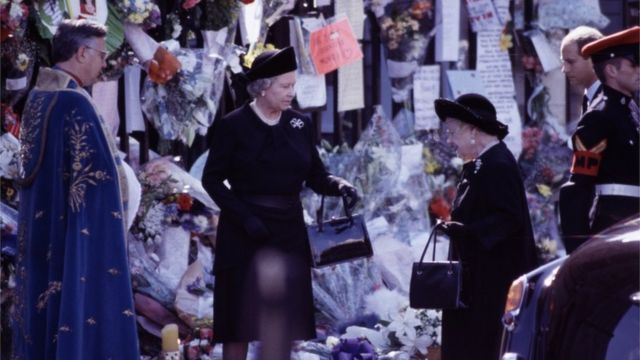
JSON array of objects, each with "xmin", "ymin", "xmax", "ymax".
[
  {"xmin": 478, "ymin": 139, "xmax": 500, "ymax": 157},
  {"xmin": 584, "ymin": 80, "xmax": 601, "ymax": 102}
]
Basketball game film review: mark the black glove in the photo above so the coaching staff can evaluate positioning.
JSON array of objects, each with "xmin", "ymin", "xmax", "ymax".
[
  {"xmin": 243, "ymin": 216, "xmax": 270, "ymax": 242},
  {"xmin": 440, "ymin": 221, "xmax": 468, "ymax": 239},
  {"xmin": 339, "ymin": 184, "xmax": 360, "ymax": 211}
]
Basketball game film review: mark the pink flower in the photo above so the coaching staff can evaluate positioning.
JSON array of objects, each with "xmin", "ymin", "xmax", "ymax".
[{"xmin": 182, "ymin": 0, "xmax": 201, "ymax": 10}]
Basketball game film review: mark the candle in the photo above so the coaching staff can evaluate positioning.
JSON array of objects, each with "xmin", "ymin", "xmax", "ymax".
[{"xmin": 161, "ymin": 324, "xmax": 180, "ymax": 352}]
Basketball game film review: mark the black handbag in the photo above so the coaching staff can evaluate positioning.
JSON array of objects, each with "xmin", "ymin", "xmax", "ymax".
[
  {"xmin": 306, "ymin": 195, "xmax": 373, "ymax": 268},
  {"xmin": 409, "ymin": 223, "xmax": 463, "ymax": 309}
]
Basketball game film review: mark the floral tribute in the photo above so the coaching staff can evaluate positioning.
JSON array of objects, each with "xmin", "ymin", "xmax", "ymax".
[
  {"xmin": 0, "ymin": 0, "xmax": 28, "ymax": 41},
  {"xmin": 518, "ymin": 88, "xmax": 573, "ymax": 261},
  {"xmin": 114, "ymin": 0, "xmax": 161, "ymax": 30},
  {"xmin": 368, "ymin": 0, "xmax": 436, "ymax": 101},
  {"xmin": 141, "ymin": 41, "xmax": 226, "ymax": 145},
  {"xmin": 132, "ymin": 158, "xmax": 216, "ymax": 246}
]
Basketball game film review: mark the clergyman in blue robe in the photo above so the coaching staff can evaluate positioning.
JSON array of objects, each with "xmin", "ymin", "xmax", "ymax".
[{"xmin": 11, "ymin": 19, "xmax": 140, "ymax": 359}]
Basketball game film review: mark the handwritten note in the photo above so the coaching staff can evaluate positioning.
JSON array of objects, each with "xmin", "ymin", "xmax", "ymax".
[
  {"xmin": 436, "ymin": 0, "xmax": 460, "ymax": 62},
  {"xmin": 413, "ymin": 65, "xmax": 441, "ymax": 130},
  {"xmin": 338, "ymin": 59, "xmax": 364, "ymax": 112},
  {"xmin": 465, "ymin": 0, "xmax": 500, "ymax": 32},
  {"xmin": 476, "ymin": 31, "xmax": 522, "ymax": 158},
  {"xmin": 309, "ymin": 17, "xmax": 363, "ymax": 74},
  {"xmin": 335, "ymin": 0, "xmax": 365, "ymax": 40},
  {"xmin": 446, "ymin": 70, "xmax": 485, "ymax": 98},
  {"xmin": 296, "ymin": 73, "xmax": 327, "ymax": 109}
]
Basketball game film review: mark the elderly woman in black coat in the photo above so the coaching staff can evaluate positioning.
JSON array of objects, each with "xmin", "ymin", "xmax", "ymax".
[
  {"xmin": 202, "ymin": 47, "xmax": 358, "ymax": 360},
  {"xmin": 434, "ymin": 93, "xmax": 539, "ymax": 360}
]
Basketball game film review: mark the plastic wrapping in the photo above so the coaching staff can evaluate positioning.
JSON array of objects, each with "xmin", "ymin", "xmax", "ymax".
[
  {"xmin": 311, "ymin": 259, "xmax": 384, "ymax": 335},
  {"xmin": 141, "ymin": 43, "xmax": 226, "ymax": 145}
]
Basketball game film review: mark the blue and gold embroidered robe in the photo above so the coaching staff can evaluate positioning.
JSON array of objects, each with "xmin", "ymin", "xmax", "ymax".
[{"xmin": 12, "ymin": 68, "xmax": 140, "ymax": 359}]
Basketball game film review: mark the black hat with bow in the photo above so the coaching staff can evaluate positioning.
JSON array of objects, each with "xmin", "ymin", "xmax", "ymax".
[{"xmin": 434, "ymin": 93, "xmax": 509, "ymax": 140}]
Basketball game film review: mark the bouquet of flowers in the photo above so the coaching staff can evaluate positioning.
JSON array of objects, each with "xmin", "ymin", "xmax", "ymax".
[
  {"xmin": 132, "ymin": 157, "xmax": 217, "ymax": 247},
  {"xmin": 364, "ymin": 288, "xmax": 441, "ymax": 358},
  {"xmin": 142, "ymin": 41, "xmax": 226, "ymax": 145},
  {"xmin": 114, "ymin": 0, "xmax": 161, "ymax": 30},
  {"xmin": 0, "ymin": 0, "xmax": 28, "ymax": 41},
  {"xmin": 368, "ymin": 0, "xmax": 436, "ymax": 101}
]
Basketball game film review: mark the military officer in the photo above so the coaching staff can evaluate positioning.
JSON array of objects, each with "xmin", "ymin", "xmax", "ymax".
[{"xmin": 559, "ymin": 26, "xmax": 640, "ymax": 253}]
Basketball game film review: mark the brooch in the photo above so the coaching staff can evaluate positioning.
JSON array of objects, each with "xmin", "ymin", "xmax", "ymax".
[
  {"xmin": 290, "ymin": 118, "xmax": 304, "ymax": 129},
  {"xmin": 474, "ymin": 159, "xmax": 482, "ymax": 174}
]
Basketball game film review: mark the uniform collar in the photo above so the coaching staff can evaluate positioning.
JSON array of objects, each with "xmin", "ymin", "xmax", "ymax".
[{"xmin": 602, "ymin": 84, "xmax": 633, "ymax": 106}]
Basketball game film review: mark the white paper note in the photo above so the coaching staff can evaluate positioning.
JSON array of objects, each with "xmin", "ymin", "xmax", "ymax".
[
  {"xmin": 527, "ymin": 29, "xmax": 561, "ymax": 73},
  {"xmin": 436, "ymin": 0, "xmax": 460, "ymax": 62},
  {"xmin": 465, "ymin": 0, "xmax": 500, "ymax": 32},
  {"xmin": 335, "ymin": 0, "xmax": 365, "ymax": 40},
  {"xmin": 337, "ymin": 59, "xmax": 364, "ymax": 112},
  {"xmin": 296, "ymin": 73, "xmax": 327, "ymax": 109},
  {"xmin": 476, "ymin": 31, "xmax": 522, "ymax": 158},
  {"xmin": 446, "ymin": 70, "xmax": 486, "ymax": 98},
  {"xmin": 413, "ymin": 65, "xmax": 441, "ymax": 130}
]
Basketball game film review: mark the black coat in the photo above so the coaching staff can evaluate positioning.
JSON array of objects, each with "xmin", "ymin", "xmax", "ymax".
[
  {"xmin": 442, "ymin": 142, "xmax": 539, "ymax": 360},
  {"xmin": 202, "ymin": 104, "xmax": 342, "ymax": 341},
  {"xmin": 559, "ymin": 85, "xmax": 640, "ymax": 253}
]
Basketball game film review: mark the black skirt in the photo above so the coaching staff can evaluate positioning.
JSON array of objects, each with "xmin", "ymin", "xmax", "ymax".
[{"xmin": 213, "ymin": 250, "xmax": 316, "ymax": 343}]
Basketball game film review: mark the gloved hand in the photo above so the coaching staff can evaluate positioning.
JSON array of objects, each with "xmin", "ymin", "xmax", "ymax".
[
  {"xmin": 440, "ymin": 221, "xmax": 468, "ymax": 239},
  {"xmin": 243, "ymin": 216, "xmax": 270, "ymax": 242},
  {"xmin": 339, "ymin": 184, "xmax": 360, "ymax": 211}
]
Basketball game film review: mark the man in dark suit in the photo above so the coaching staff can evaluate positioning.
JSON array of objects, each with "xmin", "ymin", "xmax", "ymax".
[{"xmin": 559, "ymin": 26, "xmax": 640, "ymax": 253}]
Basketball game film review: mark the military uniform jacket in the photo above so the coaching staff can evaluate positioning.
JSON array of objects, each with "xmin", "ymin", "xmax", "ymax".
[
  {"xmin": 202, "ymin": 104, "xmax": 342, "ymax": 273},
  {"xmin": 560, "ymin": 85, "xmax": 640, "ymax": 252},
  {"xmin": 442, "ymin": 141, "xmax": 538, "ymax": 360}
]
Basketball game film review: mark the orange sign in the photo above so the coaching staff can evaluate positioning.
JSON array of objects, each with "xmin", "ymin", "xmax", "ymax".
[{"xmin": 309, "ymin": 18, "xmax": 363, "ymax": 75}]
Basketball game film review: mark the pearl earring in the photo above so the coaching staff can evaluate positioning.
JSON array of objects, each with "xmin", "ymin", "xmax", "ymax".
[
  {"xmin": 261, "ymin": 91, "xmax": 266, "ymax": 97},
  {"xmin": 470, "ymin": 138, "xmax": 476, "ymax": 145}
]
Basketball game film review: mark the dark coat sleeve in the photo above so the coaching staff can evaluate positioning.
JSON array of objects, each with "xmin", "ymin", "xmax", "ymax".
[
  {"xmin": 201, "ymin": 116, "xmax": 254, "ymax": 225},
  {"xmin": 302, "ymin": 117, "xmax": 342, "ymax": 197}
]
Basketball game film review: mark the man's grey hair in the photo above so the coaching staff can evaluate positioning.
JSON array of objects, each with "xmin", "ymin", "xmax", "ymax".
[
  {"xmin": 52, "ymin": 19, "xmax": 107, "ymax": 64},
  {"xmin": 561, "ymin": 26, "xmax": 604, "ymax": 54},
  {"xmin": 246, "ymin": 78, "xmax": 273, "ymax": 98}
]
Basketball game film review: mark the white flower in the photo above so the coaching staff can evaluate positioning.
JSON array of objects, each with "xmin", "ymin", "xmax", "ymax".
[
  {"xmin": 364, "ymin": 288, "xmax": 408, "ymax": 322},
  {"xmin": 179, "ymin": 53, "xmax": 197, "ymax": 73},
  {"xmin": 192, "ymin": 215, "xmax": 209, "ymax": 231}
]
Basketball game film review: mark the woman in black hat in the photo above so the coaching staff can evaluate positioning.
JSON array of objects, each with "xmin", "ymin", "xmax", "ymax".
[
  {"xmin": 434, "ymin": 93, "xmax": 539, "ymax": 360},
  {"xmin": 202, "ymin": 47, "xmax": 358, "ymax": 359}
]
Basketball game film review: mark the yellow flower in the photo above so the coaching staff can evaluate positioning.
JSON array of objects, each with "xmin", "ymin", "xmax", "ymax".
[
  {"xmin": 243, "ymin": 43, "xmax": 276, "ymax": 69},
  {"xmin": 500, "ymin": 33, "xmax": 513, "ymax": 51},
  {"xmin": 536, "ymin": 184, "xmax": 552, "ymax": 198}
]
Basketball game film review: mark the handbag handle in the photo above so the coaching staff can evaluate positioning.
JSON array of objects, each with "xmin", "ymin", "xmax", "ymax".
[
  {"xmin": 417, "ymin": 222, "xmax": 455, "ymax": 263},
  {"xmin": 315, "ymin": 194, "xmax": 354, "ymax": 233}
]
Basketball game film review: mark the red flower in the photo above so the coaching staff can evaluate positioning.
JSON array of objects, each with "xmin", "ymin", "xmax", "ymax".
[
  {"xmin": 176, "ymin": 193, "xmax": 193, "ymax": 211},
  {"xmin": 429, "ymin": 195, "xmax": 451, "ymax": 221},
  {"xmin": 239, "ymin": 0, "xmax": 255, "ymax": 3}
]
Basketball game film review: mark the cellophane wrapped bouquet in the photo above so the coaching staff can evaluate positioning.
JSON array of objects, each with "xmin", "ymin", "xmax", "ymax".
[{"xmin": 142, "ymin": 41, "xmax": 226, "ymax": 145}]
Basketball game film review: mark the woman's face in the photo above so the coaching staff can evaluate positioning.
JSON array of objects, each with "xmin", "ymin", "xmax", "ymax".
[
  {"xmin": 442, "ymin": 117, "xmax": 478, "ymax": 161},
  {"xmin": 262, "ymin": 71, "xmax": 296, "ymax": 112}
]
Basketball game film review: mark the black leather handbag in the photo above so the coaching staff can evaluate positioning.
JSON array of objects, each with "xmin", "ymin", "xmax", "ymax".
[
  {"xmin": 306, "ymin": 195, "xmax": 373, "ymax": 268},
  {"xmin": 409, "ymin": 223, "xmax": 463, "ymax": 309}
]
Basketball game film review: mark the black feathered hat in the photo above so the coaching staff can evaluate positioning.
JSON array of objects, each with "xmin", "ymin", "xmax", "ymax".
[
  {"xmin": 434, "ymin": 93, "xmax": 509, "ymax": 140},
  {"xmin": 246, "ymin": 46, "xmax": 297, "ymax": 81}
]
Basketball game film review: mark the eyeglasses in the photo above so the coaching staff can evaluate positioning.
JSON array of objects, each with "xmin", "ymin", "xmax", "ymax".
[{"xmin": 84, "ymin": 45, "xmax": 108, "ymax": 60}]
